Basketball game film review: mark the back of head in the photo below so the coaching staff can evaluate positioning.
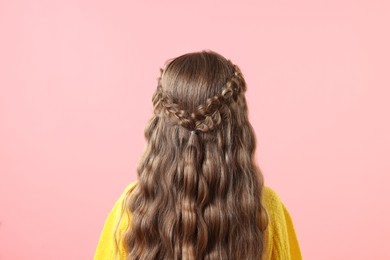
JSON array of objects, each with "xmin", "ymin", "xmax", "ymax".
[{"xmin": 119, "ymin": 50, "xmax": 268, "ymax": 260}]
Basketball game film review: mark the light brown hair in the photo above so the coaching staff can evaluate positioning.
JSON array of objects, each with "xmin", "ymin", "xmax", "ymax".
[{"xmin": 116, "ymin": 50, "xmax": 269, "ymax": 259}]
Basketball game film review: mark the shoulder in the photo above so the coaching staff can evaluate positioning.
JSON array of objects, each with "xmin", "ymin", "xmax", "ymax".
[
  {"xmin": 108, "ymin": 180, "xmax": 138, "ymax": 218},
  {"xmin": 261, "ymin": 185, "xmax": 303, "ymax": 260},
  {"xmin": 261, "ymin": 185, "xmax": 285, "ymax": 235},
  {"xmin": 122, "ymin": 180, "xmax": 138, "ymax": 197},
  {"xmin": 262, "ymin": 185, "xmax": 284, "ymax": 211},
  {"xmin": 261, "ymin": 185, "xmax": 292, "ymax": 231},
  {"xmin": 94, "ymin": 180, "xmax": 139, "ymax": 260}
]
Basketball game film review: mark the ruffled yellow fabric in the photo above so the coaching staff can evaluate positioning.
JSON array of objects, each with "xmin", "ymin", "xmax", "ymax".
[{"xmin": 94, "ymin": 180, "xmax": 302, "ymax": 259}]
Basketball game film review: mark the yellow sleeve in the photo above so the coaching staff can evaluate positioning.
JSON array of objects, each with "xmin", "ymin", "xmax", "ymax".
[
  {"xmin": 281, "ymin": 201, "xmax": 303, "ymax": 260},
  {"xmin": 262, "ymin": 186, "xmax": 303, "ymax": 260},
  {"xmin": 94, "ymin": 181, "xmax": 138, "ymax": 260}
]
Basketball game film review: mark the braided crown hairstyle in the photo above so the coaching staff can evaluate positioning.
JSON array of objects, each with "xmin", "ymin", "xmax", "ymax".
[{"xmin": 117, "ymin": 50, "xmax": 269, "ymax": 260}]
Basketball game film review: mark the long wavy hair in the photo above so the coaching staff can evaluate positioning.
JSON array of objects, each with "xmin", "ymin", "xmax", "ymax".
[{"xmin": 116, "ymin": 50, "xmax": 269, "ymax": 260}]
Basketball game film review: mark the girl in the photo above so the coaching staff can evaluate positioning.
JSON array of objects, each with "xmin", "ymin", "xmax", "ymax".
[{"xmin": 94, "ymin": 50, "xmax": 302, "ymax": 260}]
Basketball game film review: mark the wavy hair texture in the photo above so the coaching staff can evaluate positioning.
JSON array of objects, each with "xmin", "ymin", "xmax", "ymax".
[{"xmin": 115, "ymin": 50, "xmax": 269, "ymax": 260}]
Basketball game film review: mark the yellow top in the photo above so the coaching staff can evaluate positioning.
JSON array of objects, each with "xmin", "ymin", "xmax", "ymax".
[{"xmin": 94, "ymin": 180, "xmax": 302, "ymax": 260}]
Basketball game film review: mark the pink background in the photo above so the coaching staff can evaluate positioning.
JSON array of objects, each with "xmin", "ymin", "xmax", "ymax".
[{"xmin": 1, "ymin": 1, "xmax": 389, "ymax": 259}]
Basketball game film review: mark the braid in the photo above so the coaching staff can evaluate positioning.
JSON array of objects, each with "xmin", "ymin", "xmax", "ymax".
[
  {"xmin": 153, "ymin": 62, "xmax": 245, "ymax": 133},
  {"xmin": 152, "ymin": 62, "xmax": 248, "ymax": 259}
]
